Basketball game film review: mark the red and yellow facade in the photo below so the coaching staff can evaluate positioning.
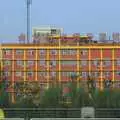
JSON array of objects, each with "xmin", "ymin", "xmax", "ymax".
[{"xmin": 1, "ymin": 35, "xmax": 120, "ymax": 102}]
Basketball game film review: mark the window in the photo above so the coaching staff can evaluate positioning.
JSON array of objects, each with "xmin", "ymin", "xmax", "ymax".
[
  {"xmin": 61, "ymin": 49, "xmax": 69, "ymax": 55},
  {"xmin": 116, "ymin": 59, "xmax": 120, "ymax": 66},
  {"xmin": 114, "ymin": 80, "xmax": 120, "ymax": 88},
  {"xmin": 27, "ymin": 61, "xmax": 34, "ymax": 66},
  {"xmin": 92, "ymin": 72, "xmax": 100, "ymax": 77},
  {"xmin": 62, "ymin": 72, "xmax": 71, "ymax": 77},
  {"xmin": 70, "ymin": 72, "xmax": 77, "ymax": 78},
  {"xmin": 69, "ymin": 49, "xmax": 77, "ymax": 55},
  {"xmin": 39, "ymin": 72, "xmax": 46, "ymax": 76},
  {"xmin": 80, "ymin": 60, "xmax": 87, "ymax": 66},
  {"xmin": 62, "ymin": 72, "xmax": 65, "ymax": 76},
  {"xmin": 16, "ymin": 72, "xmax": 22, "ymax": 77},
  {"xmin": 103, "ymin": 72, "xmax": 111, "ymax": 77},
  {"xmin": 27, "ymin": 71, "xmax": 33, "ymax": 76},
  {"xmin": 3, "ymin": 72, "xmax": 10, "ymax": 77},
  {"xmin": 51, "ymin": 72, "xmax": 56, "ymax": 77},
  {"xmin": 16, "ymin": 60, "xmax": 23, "ymax": 66},
  {"xmin": 116, "ymin": 71, "xmax": 120, "ymax": 76},
  {"xmin": 50, "ymin": 50, "xmax": 57, "ymax": 55},
  {"xmin": 103, "ymin": 59, "xmax": 111, "ymax": 66},
  {"xmin": 92, "ymin": 59, "xmax": 100, "ymax": 66},
  {"xmin": 80, "ymin": 49, "xmax": 88, "ymax": 55},
  {"xmin": 3, "ymin": 60, "xmax": 11, "ymax": 65},
  {"xmin": 3, "ymin": 49, "xmax": 11, "ymax": 55},
  {"xmin": 39, "ymin": 49, "xmax": 46, "ymax": 54},
  {"xmin": 40, "ymin": 60, "xmax": 46, "ymax": 65},
  {"xmin": 51, "ymin": 29, "xmax": 57, "ymax": 34},
  {"xmin": 50, "ymin": 61, "xmax": 56, "ymax": 66},
  {"xmin": 81, "ymin": 72, "xmax": 87, "ymax": 78},
  {"xmin": 16, "ymin": 50, "xmax": 23, "ymax": 55},
  {"xmin": 27, "ymin": 49, "xmax": 34, "ymax": 55}
]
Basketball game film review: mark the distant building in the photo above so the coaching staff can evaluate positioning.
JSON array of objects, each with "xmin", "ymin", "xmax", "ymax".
[
  {"xmin": 99, "ymin": 32, "xmax": 107, "ymax": 42},
  {"xmin": 32, "ymin": 26, "xmax": 63, "ymax": 44}
]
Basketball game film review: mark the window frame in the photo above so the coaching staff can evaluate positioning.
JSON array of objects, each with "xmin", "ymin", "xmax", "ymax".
[{"xmin": 16, "ymin": 60, "xmax": 24, "ymax": 66}]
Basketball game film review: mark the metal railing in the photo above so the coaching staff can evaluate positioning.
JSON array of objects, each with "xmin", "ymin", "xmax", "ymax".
[{"xmin": 2, "ymin": 108, "xmax": 120, "ymax": 118}]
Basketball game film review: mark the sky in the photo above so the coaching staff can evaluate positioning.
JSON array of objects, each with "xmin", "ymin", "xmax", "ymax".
[{"xmin": 0, "ymin": 0, "xmax": 120, "ymax": 43}]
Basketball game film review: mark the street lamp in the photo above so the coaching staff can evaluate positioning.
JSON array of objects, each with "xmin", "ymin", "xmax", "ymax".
[{"xmin": 25, "ymin": 0, "xmax": 32, "ymax": 43}]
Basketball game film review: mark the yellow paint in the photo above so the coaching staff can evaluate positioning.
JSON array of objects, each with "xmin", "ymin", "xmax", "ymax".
[
  {"xmin": 2, "ymin": 44, "xmax": 120, "ymax": 49},
  {"xmin": 24, "ymin": 50, "xmax": 26, "ymax": 82},
  {"xmin": 89, "ymin": 48, "xmax": 91, "ymax": 75},
  {"xmin": 112, "ymin": 49, "xmax": 115, "ymax": 82},
  {"xmin": 58, "ymin": 39, "xmax": 61, "ymax": 83},
  {"xmin": 12, "ymin": 49, "xmax": 15, "ymax": 103},
  {"xmin": 47, "ymin": 49, "xmax": 49, "ymax": 88},
  {"xmin": 77, "ymin": 48, "xmax": 80, "ymax": 88},
  {"xmin": 35, "ymin": 49, "xmax": 38, "ymax": 81},
  {"xmin": 100, "ymin": 49, "xmax": 103, "ymax": 90}
]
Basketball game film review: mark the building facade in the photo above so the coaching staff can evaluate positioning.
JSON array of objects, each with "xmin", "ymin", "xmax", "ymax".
[{"xmin": 1, "ymin": 34, "xmax": 120, "ymax": 102}]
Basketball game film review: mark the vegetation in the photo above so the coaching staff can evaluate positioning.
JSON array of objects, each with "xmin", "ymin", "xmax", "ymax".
[
  {"xmin": 0, "ymin": 80, "xmax": 10, "ymax": 108},
  {"xmin": 1, "ymin": 79, "xmax": 120, "ymax": 118},
  {"xmin": 8, "ymin": 80, "xmax": 120, "ymax": 109},
  {"xmin": 0, "ymin": 75, "xmax": 120, "ymax": 109}
]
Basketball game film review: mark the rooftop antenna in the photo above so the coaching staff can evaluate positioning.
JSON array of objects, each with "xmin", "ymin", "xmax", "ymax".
[{"xmin": 25, "ymin": 0, "xmax": 32, "ymax": 43}]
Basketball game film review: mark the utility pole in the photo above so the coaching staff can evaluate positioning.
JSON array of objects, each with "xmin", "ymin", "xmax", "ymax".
[{"xmin": 26, "ymin": 0, "xmax": 32, "ymax": 43}]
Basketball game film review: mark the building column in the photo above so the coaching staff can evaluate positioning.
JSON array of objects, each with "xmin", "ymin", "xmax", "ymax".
[
  {"xmin": 47, "ymin": 48, "xmax": 49, "ymax": 88},
  {"xmin": 100, "ymin": 48, "xmax": 103, "ymax": 90},
  {"xmin": 88, "ymin": 48, "xmax": 91, "ymax": 76},
  {"xmin": 12, "ymin": 49, "xmax": 15, "ymax": 103},
  {"xmin": 35, "ymin": 49, "xmax": 38, "ymax": 81},
  {"xmin": 77, "ymin": 48, "xmax": 80, "ymax": 88},
  {"xmin": 112, "ymin": 48, "xmax": 115, "ymax": 86},
  {"xmin": 24, "ymin": 49, "xmax": 26, "ymax": 82},
  {"xmin": 58, "ymin": 38, "xmax": 61, "ymax": 86}
]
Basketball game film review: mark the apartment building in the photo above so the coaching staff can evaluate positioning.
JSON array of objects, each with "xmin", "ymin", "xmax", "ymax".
[{"xmin": 1, "ymin": 33, "xmax": 120, "ymax": 102}]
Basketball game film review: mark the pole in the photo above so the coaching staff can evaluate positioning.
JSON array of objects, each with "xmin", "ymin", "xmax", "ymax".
[{"xmin": 26, "ymin": 0, "xmax": 32, "ymax": 44}]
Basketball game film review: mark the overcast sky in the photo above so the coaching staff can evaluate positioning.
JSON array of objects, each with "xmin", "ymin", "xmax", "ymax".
[{"xmin": 0, "ymin": 0, "xmax": 120, "ymax": 43}]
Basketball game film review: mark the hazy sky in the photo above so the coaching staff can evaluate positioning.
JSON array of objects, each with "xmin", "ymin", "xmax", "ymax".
[{"xmin": 0, "ymin": 0, "xmax": 120, "ymax": 43}]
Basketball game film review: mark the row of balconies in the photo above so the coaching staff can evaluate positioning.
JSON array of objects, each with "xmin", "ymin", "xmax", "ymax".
[
  {"xmin": 2, "ymin": 59, "xmax": 120, "ymax": 65},
  {"xmin": 3, "ymin": 49, "xmax": 79, "ymax": 56},
  {"xmin": 2, "ymin": 76, "xmax": 120, "ymax": 83},
  {"xmin": 3, "ymin": 55, "xmax": 120, "ymax": 61},
  {"xmin": 2, "ymin": 71, "xmax": 120, "ymax": 80},
  {"xmin": 2, "ymin": 49, "xmax": 120, "ymax": 57},
  {"xmin": 3, "ymin": 53, "xmax": 120, "ymax": 59},
  {"xmin": 2, "ymin": 67, "xmax": 120, "ymax": 72},
  {"xmin": 2, "ymin": 63, "xmax": 120, "ymax": 71}
]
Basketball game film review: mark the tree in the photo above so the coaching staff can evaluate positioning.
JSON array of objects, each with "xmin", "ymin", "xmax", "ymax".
[
  {"xmin": 40, "ymin": 82, "xmax": 62, "ymax": 108},
  {"xmin": 14, "ymin": 81, "xmax": 41, "ymax": 108},
  {"xmin": 0, "ymin": 80, "xmax": 9, "ymax": 107}
]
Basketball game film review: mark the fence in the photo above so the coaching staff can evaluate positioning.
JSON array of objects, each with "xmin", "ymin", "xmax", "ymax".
[{"xmin": 3, "ymin": 108, "xmax": 120, "ymax": 118}]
